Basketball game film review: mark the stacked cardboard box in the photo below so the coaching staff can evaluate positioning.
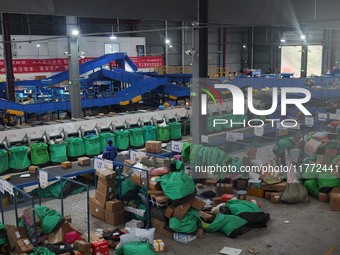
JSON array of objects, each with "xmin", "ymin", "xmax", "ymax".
[{"xmin": 105, "ymin": 200, "xmax": 125, "ymax": 226}]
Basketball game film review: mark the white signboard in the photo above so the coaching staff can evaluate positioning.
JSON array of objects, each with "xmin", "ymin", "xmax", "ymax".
[
  {"xmin": 39, "ymin": 171, "xmax": 49, "ymax": 189},
  {"xmin": 254, "ymin": 126, "xmax": 264, "ymax": 137},
  {"xmin": 318, "ymin": 113, "xmax": 328, "ymax": 121},
  {"xmin": 94, "ymin": 157, "xmax": 104, "ymax": 170},
  {"xmin": 171, "ymin": 141, "xmax": 183, "ymax": 153},
  {"xmin": 130, "ymin": 150, "xmax": 147, "ymax": 161},
  {"xmin": 201, "ymin": 135, "xmax": 209, "ymax": 143},
  {"xmin": 226, "ymin": 132, "xmax": 243, "ymax": 142},
  {"xmin": 336, "ymin": 109, "xmax": 340, "ymax": 115},
  {"xmin": 104, "ymin": 160, "xmax": 113, "ymax": 170},
  {"xmin": 305, "ymin": 117, "xmax": 314, "ymax": 126}
]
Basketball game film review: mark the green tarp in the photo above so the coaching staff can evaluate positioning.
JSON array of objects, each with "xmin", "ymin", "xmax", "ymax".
[
  {"xmin": 318, "ymin": 173, "xmax": 340, "ymax": 189},
  {"xmin": 129, "ymin": 128, "xmax": 145, "ymax": 147},
  {"xmin": 49, "ymin": 142, "xmax": 68, "ymax": 163},
  {"xmin": 156, "ymin": 170, "xmax": 195, "ymax": 200},
  {"xmin": 143, "ymin": 126, "xmax": 157, "ymax": 141},
  {"xmin": 30, "ymin": 247, "xmax": 56, "ymax": 255},
  {"xmin": 30, "ymin": 143, "xmax": 50, "ymax": 165},
  {"xmin": 99, "ymin": 133, "xmax": 116, "ymax": 152},
  {"xmin": 9, "ymin": 146, "xmax": 30, "ymax": 170},
  {"xmin": 168, "ymin": 122, "xmax": 182, "ymax": 140},
  {"xmin": 169, "ymin": 209, "xmax": 202, "ymax": 234},
  {"xmin": 0, "ymin": 224, "xmax": 7, "ymax": 246},
  {"xmin": 66, "ymin": 137, "xmax": 85, "ymax": 157},
  {"xmin": 115, "ymin": 130, "xmax": 130, "ymax": 150},
  {"xmin": 32, "ymin": 180, "xmax": 86, "ymax": 198},
  {"xmin": 116, "ymin": 242, "xmax": 157, "ymax": 255},
  {"xmin": 226, "ymin": 200, "xmax": 263, "ymax": 215},
  {"xmin": 204, "ymin": 214, "xmax": 248, "ymax": 237},
  {"xmin": 0, "ymin": 149, "xmax": 9, "ymax": 174},
  {"xmin": 275, "ymin": 137, "xmax": 295, "ymax": 156},
  {"xmin": 83, "ymin": 135, "xmax": 101, "ymax": 156},
  {"xmin": 156, "ymin": 125, "xmax": 170, "ymax": 142}
]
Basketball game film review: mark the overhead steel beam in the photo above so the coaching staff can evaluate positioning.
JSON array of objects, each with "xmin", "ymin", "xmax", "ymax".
[{"xmin": 1, "ymin": 13, "xmax": 15, "ymax": 102}]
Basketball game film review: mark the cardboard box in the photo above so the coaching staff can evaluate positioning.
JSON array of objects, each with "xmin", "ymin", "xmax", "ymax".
[
  {"xmin": 78, "ymin": 157, "xmax": 91, "ymax": 166},
  {"xmin": 105, "ymin": 209, "xmax": 124, "ymax": 226},
  {"xmin": 131, "ymin": 174, "xmax": 147, "ymax": 186},
  {"xmin": 74, "ymin": 240, "xmax": 92, "ymax": 253},
  {"xmin": 330, "ymin": 193, "xmax": 340, "ymax": 211},
  {"xmin": 213, "ymin": 197, "xmax": 222, "ymax": 207},
  {"xmin": 270, "ymin": 193, "xmax": 282, "ymax": 204},
  {"xmin": 28, "ymin": 166, "xmax": 38, "ymax": 174},
  {"xmin": 220, "ymin": 183, "xmax": 233, "ymax": 194},
  {"xmin": 237, "ymin": 179, "xmax": 247, "ymax": 190},
  {"xmin": 123, "ymin": 159, "xmax": 136, "ymax": 174},
  {"xmin": 105, "ymin": 199, "xmax": 124, "ymax": 213},
  {"xmin": 6, "ymin": 226, "xmax": 27, "ymax": 249},
  {"xmin": 247, "ymin": 187, "xmax": 264, "ymax": 198},
  {"xmin": 48, "ymin": 227, "xmax": 64, "ymax": 244},
  {"xmin": 149, "ymin": 176, "xmax": 162, "ymax": 190},
  {"xmin": 97, "ymin": 184, "xmax": 114, "ymax": 197},
  {"xmin": 15, "ymin": 239, "xmax": 34, "ymax": 254},
  {"xmin": 153, "ymin": 239, "xmax": 165, "ymax": 252},
  {"xmin": 96, "ymin": 169, "xmax": 116, "ymax": 180},
  {"xmin": 205, "ymin": 179, "xmax": 218, "ymax": 186},
  {"xmin": 89, "ymin": 201, "xmax": 105, "ymax": 221},
  {"xmin": 198, "ymin": 211, "xmax": 215, "ymax": 223},
  {"xmin": 173, "ymin": 203, "xmax": 191, "ymax": 220},
  {"xmin": 151, "ymin": 218, "xmax": 173, "ymax": 239},
  {"xmin": 90, "ymin": 196, "xmax": 106, "ymax": 209},
  {"xmin": 318, "ymin": 192, "xmax": 330, "ymax": 202},
  {"xmin": 188, "ymin": 198, "xmax": 206, "ymax": 210},
  {"xmin": 145, "ymin": 141, "xmax": 162, "ymax": 154},
  {"xmin": 261, "ymin": 182, "xmax": 287, "ymax": 192},
  {"xmin": 304, "ymin": 139, "xmax": 322, "ymax": 156},
  {"xmin": 264, "ymin": 191, "xmax": 273, "ymax": 200},
  {"xmin": 324, "ymin": 148, "xmax": 338, "ymax": 163},
  {"xmin": 61, "ymin": 161, "xmax": 72, "ymax": 169},
  {"xmin": 98, "ymin": 176, "xmax": 115, "ymax": 187},
  {"xmin": 152, "ymin": 195, "xmax": 169, "ymax": 204},
  {"xmin": 331, "ymin": 187, "xmax": 340, "ymax": 194},
  {"xmin": 95, "ymin": 190, "xmax": 114, "ymax": 204},
  {"xmin": 278, "ymin": 130, "xmax": 288, "ymax": 136},
  {"xmin": 164, "ymin": 205, "xmax": 176, "ymax": 218}
]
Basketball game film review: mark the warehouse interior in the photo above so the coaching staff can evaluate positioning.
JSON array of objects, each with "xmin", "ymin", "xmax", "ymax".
[{"xmin": 0, "ymin": 0, "xmax": 340, "ymax": 254}]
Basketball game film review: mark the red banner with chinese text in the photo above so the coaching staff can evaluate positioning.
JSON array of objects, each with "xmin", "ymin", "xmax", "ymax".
[{"xmin": 0, "ymin": 56, "xmax": 164, "ymax": 74}]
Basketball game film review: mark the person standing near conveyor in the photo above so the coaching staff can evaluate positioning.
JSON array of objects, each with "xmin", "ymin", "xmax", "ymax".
[{"xmin": 102, "ymin": 139, "xmax": 118, "ymax": 166}]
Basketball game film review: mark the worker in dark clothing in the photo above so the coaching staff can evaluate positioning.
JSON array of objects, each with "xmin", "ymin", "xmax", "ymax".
[{"xmin": 102, "ymin": 140, "xmax": 118, "ymax": 162}]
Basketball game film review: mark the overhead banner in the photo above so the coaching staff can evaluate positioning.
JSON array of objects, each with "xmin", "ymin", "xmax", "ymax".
[{"xmin": 0, "ymin": 56, "xmax": 164, "ymax": 74}]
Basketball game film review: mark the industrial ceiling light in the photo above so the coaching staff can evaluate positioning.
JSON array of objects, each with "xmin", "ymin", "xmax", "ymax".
[
  {"xmin": 165, "ymin": 39, "xmax": 170, "ymax": 44},
  {"xmin": 36, "ymin": 44, "xmax": 41, "ymax": 47},
  {"xmin": 242, "ymin": 45, "xmax": 247, "ymax": 48},
  {"xmin": 71, "ymin": 29, "xmax": 79, "ymax": 36},
  {"xmin": 280, "ymin": 39, "xmax": 286, "ymax": 43},
  {"xmin": 169, "ymin": 45, "xmax": 173, "ymax": 48},
  {"xmin": 110, "ymin": 35, "xmax": 117, "ymax": 40},
  {"xmin": 301, "ymin": 35, "xmax": 306, "ymax": 40}
]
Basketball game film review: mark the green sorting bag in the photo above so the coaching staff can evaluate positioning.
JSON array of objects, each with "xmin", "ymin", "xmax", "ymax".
[
  {"xmin": 30, "ymin": 247, "xmax": 56, "ymax": 255},
  {"xmin": 83, "ymin": 135, "xmax": 101, "ymax": 156},
  {"xmin": 0, "ymin": 224, "xmax": 7, "ymax": 246},
  {"xmin": 116, "ymin": 242, "xmax": 157, "ymax": 255},
  {"xmin": 35, "ymin": 206, "xmax": 64, "ymax": 234},
  {"xmin": 66, "ymin": 137, "xmax": 85, "ymax": 157},
  {"xmin": 304, "ymin": 179, "xmax": 319, "ymax": 197},
  {"xmin": 129, "ymin": 128, "xmax": 145, "ymax": 147},
  {"xmin": 226, "ymin": 200, "xmax": 262, "ymax": 215},
  {"xmin": 204, "ymin": 214, "xmax": 248, "ymax": 237},
  {"xmin": 156, "ymin": 170, "xmax": 195, "ymax": 200},
  {"xmin": 168, "ymin": 122, "xmax": 182, "ymax": 140},
  {"xmin": 30, "ymin": 143, "xmax": 50, "ymax": 165},
  {"xmin": 169, "ymin": 209, "xmax": 202, "ymax": 234},
  {"xmin": 318, "ymin": 173, "xmax": 340, "ymax": 189},
  {"xmin": 156, "ymin": 125, "xmax": 170, "ymax": 142},
  {"xmin": 0, "ymin": 149, "xmax": 9, "ymax": 174},
  {"xmin": 49, "ymin": 142, "xmax": 68, "ymax": 163},
  {"xmin": 115, "ymin": 130, "xmax": 130, "ymax": 150},
  {"xmin": 9, "ymin": 146, "xmax": 30, "ymax": 170},
  {"xmin": 99, "ymin": 133, "xmax": 116, "ymax": 152},
  {"xmin": 143, "ymin": 126, "xmax": 157, "ymax": 141}
]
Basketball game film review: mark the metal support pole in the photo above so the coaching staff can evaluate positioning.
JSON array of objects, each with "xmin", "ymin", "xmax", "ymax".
[
  {"xmin": 1, "ymin": 13, "xmax": 15, "ymax": 101},
  {"xmin": 301, "ymin": 43, "xmax": 308, "ymax": 78},
  {"xmin": 66, "ymin": 16, "xmax": 82, "ymax": 118},
  {"xmin": 165, "ymin": 21, "xmax": 169, "ymax": 69},
  {"xmin": 192, "ymin": 0, "xmax": 208, "ymax": 144},
  {"xmin": 251, "ymin": 26, "xmax": 255, "ymax": 69},
  {"xmin": 181, "ymin": 21, "xmax": 185, "ymax": 70},
  {"xmin": 219, "ymin": 27, "xmax": 224, "ymax": 70}
]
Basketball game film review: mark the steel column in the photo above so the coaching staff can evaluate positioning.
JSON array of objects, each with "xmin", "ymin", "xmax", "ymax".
[
  {"xmin": 301, "ymin": 43, "xmax": 308, "ymax": 78},
  {"xmin": 1, "ymin": 13, "xmax": 15, "ymax": 101},
  {"xmin": 191, "ymin": 0, "xmax": 208, "ymax": 144},
  {"xmin": 66, "ymin": 16, "xmax": 82, "ymax": 118}
]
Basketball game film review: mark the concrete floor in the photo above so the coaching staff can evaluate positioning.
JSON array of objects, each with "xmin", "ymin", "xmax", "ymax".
[{"xmin": 91, "ymin": 197, "xmax": 340, "ymax": 255}]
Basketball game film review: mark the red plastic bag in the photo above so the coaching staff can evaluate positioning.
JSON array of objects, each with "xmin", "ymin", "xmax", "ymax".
[
  {"xmin": 92, "ymin": 240, "xmax": 109, "ymax": 255},
  {"xmin": 64, "ymin": 230, "xmax": 83, "ymax": 244}
]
